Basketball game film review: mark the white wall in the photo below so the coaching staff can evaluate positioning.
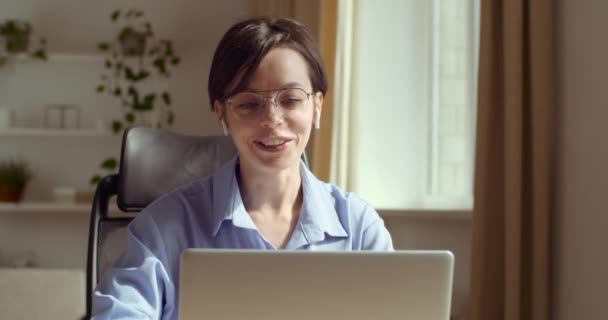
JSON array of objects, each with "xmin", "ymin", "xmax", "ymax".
[{"xmin": 554, "ymin": 1, "xmax": 608, "ymax": 319}]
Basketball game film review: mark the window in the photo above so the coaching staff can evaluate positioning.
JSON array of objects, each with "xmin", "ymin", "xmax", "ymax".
[{"xmin": 331, "ymin": 0, "xmax": 479, "ymax": 210}]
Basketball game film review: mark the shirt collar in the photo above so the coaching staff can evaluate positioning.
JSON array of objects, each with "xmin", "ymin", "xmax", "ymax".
[
  {"xmin": 210, "ymin": 156, "xmax": 348, "ymax": 242},
  {"xmin": 298, "ymin": 162, "xmax": 348, "ymax": 242},
  {"xmin": 211, "ymin": 156, "xmax": 255, "ymax": 236}
]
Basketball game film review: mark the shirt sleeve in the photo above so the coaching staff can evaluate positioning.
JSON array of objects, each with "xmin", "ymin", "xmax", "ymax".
[{"xmin": 92, "ymin": 212, "xmax": 173, "ymax": 319}]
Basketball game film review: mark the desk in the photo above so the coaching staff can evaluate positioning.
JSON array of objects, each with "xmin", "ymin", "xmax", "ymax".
[{"xmin": 0, "ymin": 268, "xmax": 85, "ymax": 320}]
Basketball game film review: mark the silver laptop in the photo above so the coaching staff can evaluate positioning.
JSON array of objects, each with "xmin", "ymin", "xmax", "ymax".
[{"xmin": 179, "ymin": 249, "xmax": 454, "ymax": 320}]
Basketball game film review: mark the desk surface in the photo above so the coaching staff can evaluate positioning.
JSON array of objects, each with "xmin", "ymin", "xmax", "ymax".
[{"xmin": 0, "ymin": 268, "xmax": 85, "ymax": 320}]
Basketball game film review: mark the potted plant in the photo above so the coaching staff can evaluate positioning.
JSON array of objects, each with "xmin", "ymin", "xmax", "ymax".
[
  {"xmin": 90, "ymin": 8, "xmax": 181, "ymax": 185},
  {"xmin": 0, "ymin": 19, "xmax": 48, "ymax": 67},
  {"xmin": 0, "ymin": 160, "xmax": 31, "ymax": 202}
]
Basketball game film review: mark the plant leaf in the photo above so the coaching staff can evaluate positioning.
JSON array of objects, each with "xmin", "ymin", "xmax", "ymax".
[
  {"xmin": 111, "ymin": 10, "xmax": 120, "ymax": 21},
  {"xmin": 125, "ymin": 113, "xmax": 135, "ymax": 123},
  {"xmin": 90, "ymin": 175, "xmax": 101, "ymax": 185},
  {"xmin": 137, "ymin": 70, "xmax": 150, "ymax": 81},
  {"xmin": 153, "ymin": 58, "xmax": 166, "ymax": 74},
  {"xmin": 118, "ymin": 27, "xmax": 134, "ymax": 41},
  {"xmin": 162, "ymin": 92, "xmax": 171, "ymax": 106},
  {"xmin": 113, "ymin": 87, "xmax": 122, "ymax": 97},
  {"xmin": 125, "ymin": 67, "xmax": 137, "ymax": 81},
  {"xmin": 164, "ymin": 41, "xmax": 174, "ymax": 56},
  {"xmin": 98, "ymin": 42, "xmax": 110, "ymax": 51},
  {"xmin": 101, "ymin": 158, "xmax": 117, "ymax": 170},
  {"xmin": 127, "ymin": 86, "xmax": 137, "ymax": 97},
  {"xmin": 143, "ymin": 94, "xmax": 156, "ymax": 105},
  {"xmin": 96, "ymin": 85, "xmax": 105, "ymax": 93},
  {"xmin": 112, "ymin": 121, "xmax": 123, "ymax": 134},
  {"xmin": 32, "ymin": 49, "xmax": 47, "ymax": 61},
  {"xmin": 133, "ymin": 94, "xmax": 155, "ymax": 111}
]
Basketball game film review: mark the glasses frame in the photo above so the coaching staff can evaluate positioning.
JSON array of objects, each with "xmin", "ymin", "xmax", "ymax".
[{"xmin": 223, "ymin": 87, "xmax": 314, "ymax": 120}]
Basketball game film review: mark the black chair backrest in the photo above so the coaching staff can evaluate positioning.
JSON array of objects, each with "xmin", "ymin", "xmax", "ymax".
[
  {"xmin": 85, "ymin": 126, "xmax": 238, "ymax": 318},
  {"xmin": 117, "ymin": 126, "xmax": 238, "ymax": 211}
]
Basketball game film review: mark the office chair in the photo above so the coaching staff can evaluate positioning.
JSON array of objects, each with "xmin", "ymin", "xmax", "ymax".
[
  {"xmin": 84, "ymin": 126, "xmax": 309, "ymax": 318},
  {"xmin": 84, "ymin": 126, "xmax": 237, "ymax": 318}
]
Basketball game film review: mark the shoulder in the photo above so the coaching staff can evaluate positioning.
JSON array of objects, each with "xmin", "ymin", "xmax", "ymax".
[
  {"xmin": 321, "ymin": 182, "xmax": 381, "ymax": 227},
  {"xmin": 304, "ymin": 172, "xmax": 384, "ymax": 230},
  {"xmin": 137, "ymin": 176, "xmax": 212, "ymax": 220},
  {"xmin": 127, "ymin": 175, "xmax": 216, "ymax": 245},
  {"xmin": 304, "ymin": 172, "xmax": 393, "ymax": 250}
]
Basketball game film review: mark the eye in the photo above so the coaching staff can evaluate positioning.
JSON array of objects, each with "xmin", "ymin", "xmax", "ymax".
[
  {"xmin": 229, "ymin": 92, "xmax": 262, "ymax": 114},
  {"xmin": 278, "ymin": 88, "xmax": 308, "ymax": 109},
  {"xmin": 235, "ymin": 102, "xmax": 260, "ymax": 112},
  {"xmin": 280, "ymin": 97, "xmax": 303, "ymax": 108}
]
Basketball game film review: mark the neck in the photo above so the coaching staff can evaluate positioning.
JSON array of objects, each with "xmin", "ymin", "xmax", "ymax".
[{"xmin": 237, "ymin": 160, "xmax": 302, "ymax": 218}]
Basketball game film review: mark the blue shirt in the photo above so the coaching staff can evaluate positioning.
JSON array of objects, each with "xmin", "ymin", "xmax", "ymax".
[{"xmin": 92, "ymin": 157, "xmax": 394, "ymax": 319}]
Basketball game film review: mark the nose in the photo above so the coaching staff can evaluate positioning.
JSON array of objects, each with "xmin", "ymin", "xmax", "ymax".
[{"xmin": 259, "ymin": 96, "xmax": 283, "ymax": 127}]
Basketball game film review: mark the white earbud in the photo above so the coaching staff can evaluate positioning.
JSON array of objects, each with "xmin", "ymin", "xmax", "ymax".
[
  {"xmin": 314, "ymin": 106, "xmax": 321, "ymax": 129},
  {"xmin": 221, "ymin": 119, "xmax": 229, "ymax": 136}
]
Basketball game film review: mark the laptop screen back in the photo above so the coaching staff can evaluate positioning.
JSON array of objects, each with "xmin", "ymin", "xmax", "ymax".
[{"xmin": 179, "ymin": 250, "xmax": 453, "ymax": 320}]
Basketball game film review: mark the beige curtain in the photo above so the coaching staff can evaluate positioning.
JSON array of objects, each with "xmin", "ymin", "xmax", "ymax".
[
  {"xmin": 248, "ymin": 0, "xmax": 337, "ymax": 181},
  {"xmin": 310, "ymin": 0, "xmax": 337, "ymax": 182},
  {"xmin": 468, "ymin": 1, "xmax": 555, "ymax": 320}
]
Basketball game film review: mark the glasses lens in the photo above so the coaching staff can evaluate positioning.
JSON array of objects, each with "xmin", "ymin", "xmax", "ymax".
[
  {"xmin": 277, "ymin": 88, "xmax": 309, "ymax": 110},
  {"xmin": 227, "ymin": 88, "xmax": 311, "ymax": 119},
  {"xmin": 229, "ymin": 93, "xmax": 263, "ymax": 117}
]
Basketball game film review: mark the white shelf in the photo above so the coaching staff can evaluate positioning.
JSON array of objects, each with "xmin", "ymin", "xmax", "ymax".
[
  {"xmin": 0, "ymin": 128, "xmax": 115, "ymax": 137},
  {"xmin": 48, "ymin": 53, "xmax": 106, "ymax": 63},
  {"xmin": 11, "ymin": 53, "xmax": 105, "ymax": 63},
  {"xmin": 0, "ymin": 202, "xmax": 120, "ymax": 214}
]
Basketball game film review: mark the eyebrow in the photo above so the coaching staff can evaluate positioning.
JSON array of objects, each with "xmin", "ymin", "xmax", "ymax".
[{"xmin": 245, "ymin": 82, "xmax": 307, "ymax": 93}]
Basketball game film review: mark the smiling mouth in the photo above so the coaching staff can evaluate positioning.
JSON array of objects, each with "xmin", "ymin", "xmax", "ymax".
[{"xmin": 255, "ymin": 138, "xmax": 290, "ymax": 147}]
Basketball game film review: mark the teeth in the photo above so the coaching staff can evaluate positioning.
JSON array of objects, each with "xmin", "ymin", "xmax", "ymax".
[{"xmin": 260, "ymin": 139, "xmax": 287, "ymax": 146}]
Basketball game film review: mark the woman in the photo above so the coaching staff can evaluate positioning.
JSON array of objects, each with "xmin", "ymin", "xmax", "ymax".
[{"xmin": 92, "ymin": 16, "xmax": 393, "ymax": 319}]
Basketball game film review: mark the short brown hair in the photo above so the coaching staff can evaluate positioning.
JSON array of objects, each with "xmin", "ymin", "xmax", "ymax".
[{"xmin": 208, "ymin": 16, "xmax": 328, "ymax": 110}]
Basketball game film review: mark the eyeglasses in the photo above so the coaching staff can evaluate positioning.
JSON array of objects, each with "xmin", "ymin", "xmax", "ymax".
[{"xmin": 224, "ymin": 87, "xmax": 313, "ymax": 120}]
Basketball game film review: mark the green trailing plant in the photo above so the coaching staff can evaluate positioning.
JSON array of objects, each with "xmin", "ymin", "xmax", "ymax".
[
  {"xmin": 0, "ymin": 19, "xmax": 48, "ymax": 66},
  {"xmin": 89, "ymin": 158, "xmax": 117, "ymax": 186},
  {"xmin": 0, "ymin": 160, "xmax": 31, "ymax": 192},
  {"xmin": 90, "ymin": 8, "xmax": 181, "ymax": 186},
  {"xmin": 96, "ymin": 8, "xmax": 180, "ymax": 133}
]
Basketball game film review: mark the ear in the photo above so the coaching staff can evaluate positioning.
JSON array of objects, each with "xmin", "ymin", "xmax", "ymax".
[
  {"xmin": 313, "ymin": 93, "xmax": 324, "ymax": 129},
  {"xmin": 213, "ymin": 101, "xmax": 223, "ymax": 121},
  {"xmin": 214, "ymin": 101, "xmax": 229, "ymax": 136}
]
